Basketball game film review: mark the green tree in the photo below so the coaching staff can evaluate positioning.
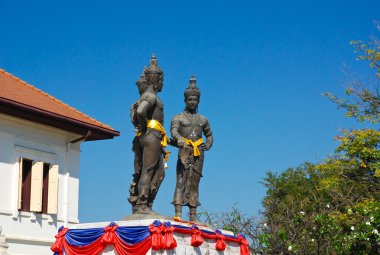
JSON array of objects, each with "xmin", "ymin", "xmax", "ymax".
[
  {"xmin": 324, "ymin": 24, "xmax": 380, "ymax": 124},
  {"xmin": 260, "ymin": 26, "xmax": 380, "ymax": 254},
  {"xmin": 262, "ymin": 129, "xmax": 380, "ymax": 254},
  {"xmin": 204, "ymin": 27, "xmax": 380, "ymax": 254}
]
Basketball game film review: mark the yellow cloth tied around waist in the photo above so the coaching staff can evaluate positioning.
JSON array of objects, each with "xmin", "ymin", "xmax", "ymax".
[
  {"xmin": 184, "ymin": 138, "xmax": 204, "ymax": 156},
  {"xmin": 147, "ymin": 120, "xmax": 168, "ymax": 147},
  {"xmin": 147, "ymin": 119, "xmax": 170, "ymax": 163}
]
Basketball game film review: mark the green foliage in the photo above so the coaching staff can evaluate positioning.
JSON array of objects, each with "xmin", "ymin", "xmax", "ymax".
[
  {"xmin": 259, "ymin": 27, "xmax": 380, "ymax": 254},
  {"xmin": 324, "ymin": 26, "xmax": 380, "ymax": 124},
  {"xmin": 262, "ymin": 129, "xmax": 380, "ymax": 254},
  {"xmin": 260, "ymin": 28, "xmax": 380, "ymax": 253},
  {"xmin": 206, "ymin": 131, "xmax": 380, "ymax": 254},
  {"xmin": 205, "ymin": 27, "xmax": 380, "ymax": 255}
]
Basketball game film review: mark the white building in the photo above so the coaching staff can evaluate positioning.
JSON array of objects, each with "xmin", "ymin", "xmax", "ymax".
[{"xmin": 0, "ymin": 69, "xmax": 119, "ymax": 255}]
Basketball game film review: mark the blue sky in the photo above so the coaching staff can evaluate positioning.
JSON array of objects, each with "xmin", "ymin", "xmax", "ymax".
[{"xmin": 1, "ymin": 0, "xmax": 379, "ymax": 222}]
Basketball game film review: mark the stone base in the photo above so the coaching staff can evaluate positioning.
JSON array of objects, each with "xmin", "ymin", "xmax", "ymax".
[
  {"xmin": 68, "ymin": 219, "xmax": 241, "ymax": 255},
  {"xmin": 122, "ymin": 214, "xmax": 210, "ymax": 227},
  {"xmin": 122, "ymin": 214, "xmax": 172, "ymax": 221}
]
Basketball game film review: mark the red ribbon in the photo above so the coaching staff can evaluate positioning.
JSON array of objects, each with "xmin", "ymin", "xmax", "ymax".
[
  {"xmin": 163, "ymin": 225, "xmax": 177, "ymax": 250},
  {"xmin": 101, "ymin": 224, "xmax": 118, "ymax": 245},
  {"xmin": 51, "ymin": 228, "xmax": 68, "ymax": 253},
  {"xmin": 114, "ymin": 236, "xmax": 152, "ymax": 255},
  {"xmin": 238, "ymin": 234, "xmax": 250, "ymax": 255},
  {"xmin": 63, "ymin": 237, "xmax": 104, "ymax": 255},
  {"xmin": 215, "ymin": 231, "xmax": 227, "ymax": 251},
  {"xmin": 190, "ymin": 226, "xmax": 204, "ymax": 247},
  {"xmin": 149, "ymin": 224, "xmax": 164, "ymax": 250}
]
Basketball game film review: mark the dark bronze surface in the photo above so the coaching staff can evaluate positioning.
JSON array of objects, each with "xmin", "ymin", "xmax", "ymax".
[
  {"xmin": 128, "ymin": 55, "xmax": 166, "ymax": 215},
  {"xmin": 171, "ymin": 76, "xmax": 213, "ymax": 221}
]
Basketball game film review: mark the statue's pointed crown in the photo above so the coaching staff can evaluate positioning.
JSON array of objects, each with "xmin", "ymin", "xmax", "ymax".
[
  {"xmin": 184, "ymin": 75, "xmax": 201, "ymax": 98},
  {"xmin": 144, "ymin": 54, "xmax": 163, "ymax": 75}
]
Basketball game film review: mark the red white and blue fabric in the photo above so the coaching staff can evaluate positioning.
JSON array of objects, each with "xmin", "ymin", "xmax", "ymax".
[{"xmin": 51, "ymin": 221, "xmax": 250, "ymax": 255}]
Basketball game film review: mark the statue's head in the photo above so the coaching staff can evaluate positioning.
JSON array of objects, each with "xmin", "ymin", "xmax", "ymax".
[
  {"xmin": 136, "ymin": 68, "xmax": 147, "ymax": 95},
  {"xmin": 184, "ymin": 75, "xmax": 201, "ymax": 112},
  {"xmin": 144, "ymin": 54, "xmax": 164, "ymax": 92}
]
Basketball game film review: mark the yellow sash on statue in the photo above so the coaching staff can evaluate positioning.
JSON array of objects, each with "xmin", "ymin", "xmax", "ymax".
[
  {"xmin": 184, "ymin": 138, "xmax": 204, "ymax": 156},
  {"xmin": 147, "ymin": 119, "xmax": 168, "ymax": 147},
  {"xmin": 147, "ymin": 120, "xmax": 170, "ymax": 164}
]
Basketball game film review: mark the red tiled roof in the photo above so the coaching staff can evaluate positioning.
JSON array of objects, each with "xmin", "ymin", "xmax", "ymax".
[{"xmin": 0, "ymin": 68, "xmax": 119, "ymax": 140}]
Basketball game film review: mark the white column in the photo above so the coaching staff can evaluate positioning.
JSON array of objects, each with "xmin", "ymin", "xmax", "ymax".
[{"xmin": 11, "ymin": 159, "xmax": 21, "ymax": 218}]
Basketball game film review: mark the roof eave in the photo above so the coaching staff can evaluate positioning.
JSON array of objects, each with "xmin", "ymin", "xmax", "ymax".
[{"xmin": 0, "ymin": 97, "xmax": 120, "ymax": 141}]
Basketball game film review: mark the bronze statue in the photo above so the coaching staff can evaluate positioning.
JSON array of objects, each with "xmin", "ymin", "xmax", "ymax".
[
  {"xmin": 171, "ymin": 76, "xmax": 213, "ymax": 221},
  {"xmin": 129, "ymin": 55, "xmax": 168, "ymax": 214}
]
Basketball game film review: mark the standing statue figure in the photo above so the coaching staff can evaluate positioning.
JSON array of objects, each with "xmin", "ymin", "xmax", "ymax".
[
  {"xmin": 171, "ymin": 76, "xmax": 213, "ymax": 221},
  {"xmin": 130, "ymin": 55, "xmax": 168, "ymax": 214},
  {"xmin": 128, "ymin": 69, "xmax": 146, "ymax": 208}
]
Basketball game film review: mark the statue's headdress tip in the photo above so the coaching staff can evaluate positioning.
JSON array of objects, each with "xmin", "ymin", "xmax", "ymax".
[
  {"xmin": 144, "ymin": 54, "xmax": 163, "ymax": 75},
  {"xmin": 184, "ymin": 75, "xmax": 201, "ymax": 98},
  {"xmin": 150, "ymin": 54, "xmax": 157, "ymax": 66},
  {"xmin": 189, "ymin": 75, "xmax": 197, "ymax": 88}
]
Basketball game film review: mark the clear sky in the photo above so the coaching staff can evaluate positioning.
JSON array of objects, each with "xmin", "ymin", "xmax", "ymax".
[{"xmin": 1, "ymin": 0, "xmax": 379, "ymax": 223}]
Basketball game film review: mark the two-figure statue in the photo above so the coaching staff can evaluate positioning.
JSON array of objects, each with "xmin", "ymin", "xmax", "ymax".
[{"xmin": 128, "ymin": 55, "xmax": 213, "ymax": 221}]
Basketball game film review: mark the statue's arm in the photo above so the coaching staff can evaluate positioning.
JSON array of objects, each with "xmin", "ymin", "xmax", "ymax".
[
  {"xmin": 171, "ymin": 117, "xmax": 186, "ymax": 148},
  {"xmin": 136, "ymin": 93, "xmax": 156, "ymax": 131},
  {"xmin": 203, "ymin": 118, "xmax": 213, "ymax": 150},
  {"xmin": 130, "ymin": 101, "xmax": 139, "ymax": 131},
  {"xmin": 137, "ymin": 100, "xmax": 153, "ymax": 132}
]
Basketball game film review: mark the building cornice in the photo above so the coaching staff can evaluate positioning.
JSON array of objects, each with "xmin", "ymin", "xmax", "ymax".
[{"xmin": 0, "ymin": 97, "xmax": 120, "ymax": 141}]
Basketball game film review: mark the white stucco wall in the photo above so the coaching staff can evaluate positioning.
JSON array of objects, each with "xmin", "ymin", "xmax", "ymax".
[{"xmin": 0, "ymin": 113, "xmax": 84, "ymax": 255}]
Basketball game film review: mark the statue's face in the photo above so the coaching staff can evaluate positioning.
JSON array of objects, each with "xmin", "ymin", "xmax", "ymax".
[{"xmin": 185, "ymin": 95, "xmax": 199, "ymax": 111}]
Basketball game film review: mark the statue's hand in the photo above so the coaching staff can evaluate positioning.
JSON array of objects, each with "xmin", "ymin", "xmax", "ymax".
[
  {"xmin": 132, "ymin": 102, "xmax": 139, "ymax": 110},
  {"xmin": 177, "ymin": 137, "xmax": 187, "ymax": 148},
  {"xmin": 168, "ymin": 138, "xmax": 178, "ymax": 147},
  {"xmin": 200, "ymin": 143, "xmax": 210, "ymax": 151},
  {"xmin": 138, "ymin": 125, "xmax": 146, "ymax": 134}
]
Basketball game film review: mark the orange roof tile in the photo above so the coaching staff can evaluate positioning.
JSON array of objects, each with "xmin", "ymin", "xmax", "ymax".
[{"xmin": 0, "ymin": 68, "xmax": 119, "ymax": 140}]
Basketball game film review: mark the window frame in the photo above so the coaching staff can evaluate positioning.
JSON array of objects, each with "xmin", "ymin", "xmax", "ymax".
[{"xmin": 14, "ymin": 145, "xmax": 58, "ymax": 217}]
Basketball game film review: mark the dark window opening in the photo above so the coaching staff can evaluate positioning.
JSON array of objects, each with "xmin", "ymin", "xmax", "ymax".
[
  {"xmin": 20, "ymin": 159, "xmax": 32, "ymax": 212},
  {"xmin": 42, "ymin": 163, "xmax": 49, "ymax": 214}
]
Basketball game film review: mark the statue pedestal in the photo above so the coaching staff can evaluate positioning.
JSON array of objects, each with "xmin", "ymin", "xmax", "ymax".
[{"xmin": 56, "ymin": 218, "xmax": 245, "ymax": 255}]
